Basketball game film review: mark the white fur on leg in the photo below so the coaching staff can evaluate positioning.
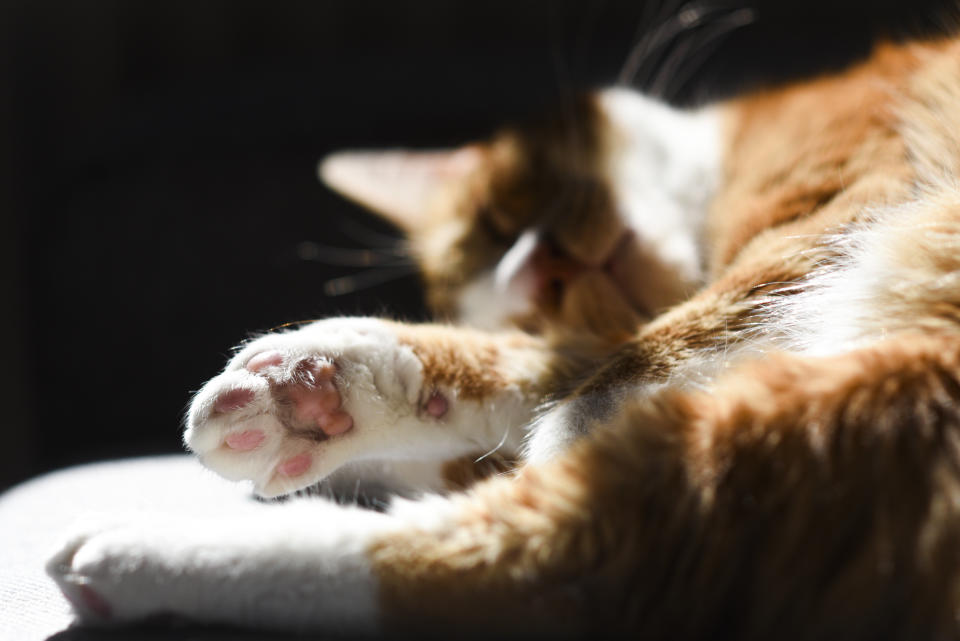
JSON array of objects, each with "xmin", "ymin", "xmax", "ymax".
[
  {"xmin": 47, "ymin": 500, "xmax": 395, "ymax": 633},
  {"xmin": 186, "ymin": 317, "xmax": 534, "ymax": 497}
]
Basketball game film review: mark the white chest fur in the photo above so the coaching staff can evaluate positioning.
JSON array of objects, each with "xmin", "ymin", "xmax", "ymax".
[{"xmin": 599, "ymin": 87, "xmax": 722, "ymax": 289}]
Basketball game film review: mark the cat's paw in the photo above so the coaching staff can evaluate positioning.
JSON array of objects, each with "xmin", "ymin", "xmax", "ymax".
[
  {"xmin": 186, "ymin": 318, "xmax": 450, "ymax": 497},
  {"xmin": 46, "ymin": 505, "xmax": 391, "ymax": 630},
  {"xmin": 46, "ymin": 516, "xmax": 168, "ymax": 625}
]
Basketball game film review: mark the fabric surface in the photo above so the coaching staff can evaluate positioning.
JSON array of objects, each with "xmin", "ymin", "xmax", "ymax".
[{"xmin": 0, "ymin": 455, "xmax": 309, "ymax": 641}]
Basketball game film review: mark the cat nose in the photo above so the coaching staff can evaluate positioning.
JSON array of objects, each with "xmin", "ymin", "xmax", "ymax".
[
  {"xmin": 494, "ymin": 230, "xmax": 586, "ymax": 304},
  {"xmin": 528, "ymin": 239, "xmax": 586, "ymax": 299}
]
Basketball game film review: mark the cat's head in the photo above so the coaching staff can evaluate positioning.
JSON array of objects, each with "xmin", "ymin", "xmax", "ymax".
[{"xmin": 320, "ymin": 89, "xmax": 714, "ymax": 341}]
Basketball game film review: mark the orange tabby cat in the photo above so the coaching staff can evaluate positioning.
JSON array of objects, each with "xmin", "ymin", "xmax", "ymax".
[{"xmin": 48, "ymin": 33, "xmax": 960, "ymax": 640}]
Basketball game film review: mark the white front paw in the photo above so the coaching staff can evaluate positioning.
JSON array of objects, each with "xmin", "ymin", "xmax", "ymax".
[
  {"xmin": 46, "ymin": 517, "xmax": 170, "ymax": 624},
  {"xmin": 185, "ymin": 317, "xmax": 449, "ymax": 497},
  {"xmin": 47, "ymin": 506, "xmax": 390, "ymax": 632}
]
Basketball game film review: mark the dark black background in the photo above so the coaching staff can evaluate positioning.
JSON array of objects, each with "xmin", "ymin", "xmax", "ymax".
[{"xmin": 1, "ymin": 0, "xmax": 955, "ymax": 492}]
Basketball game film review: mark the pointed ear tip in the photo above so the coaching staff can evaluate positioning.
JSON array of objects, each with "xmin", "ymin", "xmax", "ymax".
[
  {"xmin": 317, "ymin": 162, "xmax": 330, "ymax": 187},
  {"xmin": 318, "ymin": 152, "xmax": 360, "ymax": 190},
  {"xmin": 317, "ymin": 153, "xmax": 340, "ymax": 184}
]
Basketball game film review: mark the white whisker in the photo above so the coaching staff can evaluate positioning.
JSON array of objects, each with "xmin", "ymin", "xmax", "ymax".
[
  {"xmin": 323, "ymin": 265, "xmax": 419, "ymax": 296},
  {"xmin": 297, "ymin": 241, "xmax": 411, "ymax": 267}
]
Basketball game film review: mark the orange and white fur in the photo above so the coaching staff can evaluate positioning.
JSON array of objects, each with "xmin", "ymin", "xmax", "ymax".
[{"xmin": 48, "ymin": 35, "xmax": 960, "ymax": 640}]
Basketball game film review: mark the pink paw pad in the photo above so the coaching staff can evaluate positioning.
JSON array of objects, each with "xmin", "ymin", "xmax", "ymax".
[
  {"xmin": 213, "ymin": 388, "xmax": 255, "ymax": 414},
  {"xmin": 318, "ymin": 411, "xmax": 353, "ymax": 435},
  {"xmin": 288, "ymin": 378, "xmax": 341, "ymax": 417},
  {"xmin": 246, "ymin": 351, "xmax": 284, "ymax": 373},
  {"xmin": 224, "ymin": 429, "xmax": 266, "ymax": 451},
  {"xmin": 64, "ymin": 585, "xmax": 112, "ymax": 620},
  {"xmin": 425, "ymin": 391, "xmax": 448, "ymax": 418},
  {"xmin": 286, "ymin": 359, "xmax": 354, "ymax": 437},
  {"xmin": 278, "ymin": 453, "xmax": 312, "ymax": 477}
]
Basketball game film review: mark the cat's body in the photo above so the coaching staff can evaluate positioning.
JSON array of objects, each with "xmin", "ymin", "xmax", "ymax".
[{"xmin": 48, "ymin": 35, "xmax": 960, "ymax": 640}]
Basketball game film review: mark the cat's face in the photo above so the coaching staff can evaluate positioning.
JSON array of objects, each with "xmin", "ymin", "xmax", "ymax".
[{"xmin": 321, "ymin": 90, "xmax": 712, "ymax": 341}]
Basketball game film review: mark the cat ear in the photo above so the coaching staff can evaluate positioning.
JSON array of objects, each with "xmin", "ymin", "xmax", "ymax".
[{"xmin": 318, "ymin": 147, "xmax": 482, "ymax": 231}]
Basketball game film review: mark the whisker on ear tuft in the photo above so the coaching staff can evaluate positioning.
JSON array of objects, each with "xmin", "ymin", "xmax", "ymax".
[
  {"xmin": 618, "ymin": 0, "xmax": 701, "ymax": 87},
  {"xmin": 650, "ymin": 5, "xmax": 755, "ymax": 100},
  {"xmin": 618, "ymin": 0, "xmax": 754, "ymax": 98}
]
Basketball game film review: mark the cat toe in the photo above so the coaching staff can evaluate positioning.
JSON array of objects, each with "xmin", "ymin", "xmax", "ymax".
[
  {"xmin": 185, "ymin": 349, "xmax": 361, "ymax": 496},
  {"xmin": 275, "ymin": 356, "xmax": 354, "ymax": 439},
  {"xmin": 212, "ymin": 388, "xmax": 256, "ymax": 414},
  {"xmin": 47, "ymin": 519, "xmax": 126, "ymax": 624}
]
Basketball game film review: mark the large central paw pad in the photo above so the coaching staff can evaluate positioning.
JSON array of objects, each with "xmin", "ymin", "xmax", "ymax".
[
  {"xmin": 240, "ymin": 351, "xmax": 354, "ymax": 441},
  {"xmin": 187, "ymin": 350, "xmax": 358, "ymax": 496}
]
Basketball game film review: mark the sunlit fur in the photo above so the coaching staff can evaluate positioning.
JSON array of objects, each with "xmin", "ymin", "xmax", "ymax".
[
  {"xmin": 48, "ymin": 33, "xmax": 960, "ymax": 641},
  {"xmin": 364, "ymin": 36, "xmax": 960, "ymax": 639}
]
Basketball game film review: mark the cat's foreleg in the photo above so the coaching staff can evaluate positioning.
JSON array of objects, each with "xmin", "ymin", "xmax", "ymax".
[
  {"xmin": 47, "ymin": 437, "xmax": 630, "ymax": 637},
  {"xmin": 46, "ymin": 501, "xmax": 396, "ymax": 633},
  {"xmin": 186, "ymin": 318, "xmax": 557, "ymax": 497},
  {"xmin": 49, "ymin": 333, "xmax": 960, "ymax": 637}
]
